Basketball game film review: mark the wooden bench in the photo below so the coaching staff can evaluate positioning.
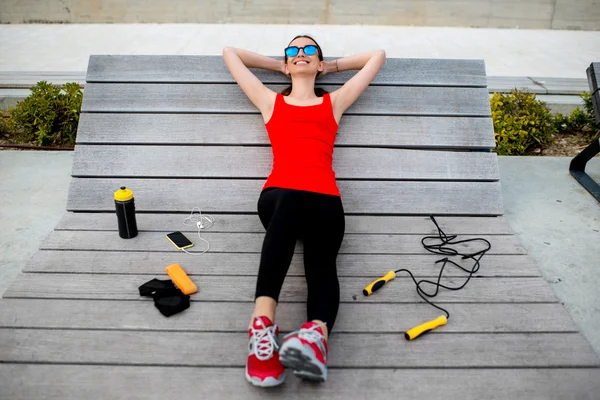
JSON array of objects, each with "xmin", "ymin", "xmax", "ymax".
[
  {"xmin": 1, "ymin": 55, "xmax": 599, "ymax": 398},
  {"xmin": 570, "ymin": 62, "xmax": 600, "ymax": 202}
]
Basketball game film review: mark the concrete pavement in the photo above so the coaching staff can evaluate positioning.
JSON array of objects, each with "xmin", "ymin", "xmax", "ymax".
[{"xmin": 0, "ymin": 152, "xmax": 73, "ymax": 298}]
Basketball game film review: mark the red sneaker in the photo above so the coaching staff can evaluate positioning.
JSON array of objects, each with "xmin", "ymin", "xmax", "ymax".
[
  {"xmin": 279, "ymin": 321, "xmax": 328, "ymax": 382},
  {"xmin": 245, "ymin": 316, "xmax": 285, "ymax": 387}
]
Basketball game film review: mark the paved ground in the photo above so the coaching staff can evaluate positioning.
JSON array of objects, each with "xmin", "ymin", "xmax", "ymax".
[
  {"xmin": 498, "ymin": 157, "xmax": 600, "ymax": 357},
  {"xmin": 0, "ymin": 152, "xmax": 73, "ymax": 298},
  {"xmin": 0, "ymin": 151, "xmax": 599, "ymax": 357},
  {"xmin": 0, "ymin": 24, "xmax": 599, "ymax": 78}
]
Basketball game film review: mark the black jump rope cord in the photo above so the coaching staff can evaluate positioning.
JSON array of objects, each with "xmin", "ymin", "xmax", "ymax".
[{"xmin": 398, "ymin": 215, "xmax": 492, "ymax": 320}]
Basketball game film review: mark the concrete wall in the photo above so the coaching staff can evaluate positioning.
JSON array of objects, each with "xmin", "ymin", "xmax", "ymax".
[{"xmin": 1, "ymin": 0, "xmax": 599, "ymax": 30}]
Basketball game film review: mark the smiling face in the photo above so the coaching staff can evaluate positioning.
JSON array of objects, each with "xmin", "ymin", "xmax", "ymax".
[{"xmin": 284, "ymin": 36, "xmax": 325, "ymax": 78}]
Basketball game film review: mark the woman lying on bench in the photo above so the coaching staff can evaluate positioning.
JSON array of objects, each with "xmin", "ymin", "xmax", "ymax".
[{"xmin": 223, "ymin": 35, "xmax": 385, "ymax": 387}]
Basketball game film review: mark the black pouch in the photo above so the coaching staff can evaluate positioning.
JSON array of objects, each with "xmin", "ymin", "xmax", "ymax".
[{"xmin": 139, "ymin": 278, "xmax": 190, "ymax": 317}]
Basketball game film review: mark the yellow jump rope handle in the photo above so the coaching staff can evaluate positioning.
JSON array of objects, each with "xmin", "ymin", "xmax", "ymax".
[
  {"xmin": 404, "ymin": 315, "xmax": 448, "ymax": 340},
  {"xmin": 363, "ymin": 270, "xmax": 396, "ymax": 296}
]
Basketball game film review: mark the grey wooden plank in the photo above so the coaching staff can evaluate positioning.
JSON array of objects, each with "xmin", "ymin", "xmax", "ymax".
[
  {"xmin": 24, "ymin": 251, "xmax": 540, "ymax": 277},
  {"xmin": 56, "ymin": 213, "xmax": 515, "ymax": 234},
  {"xmin": 529, "ymin": 77, "xmax": 590, "ymax": 95},
  {"xmin": 0, "ymin": 299, "xmax": 575, "ymax": 332},
  {"xmin": 486, "ymin": 77, "xmax": 590, "ymax": 95},
  {"xmin": 86, "ymin": 55, "xmax": 487, "ymax": 87},
  {"xmin": 71, "ymin": 145, "xmax": 500, "ymax": 181},
  {"xmin": 1, "ymin": 329, "xmax": 597, "ymax": 367},
  {"xmin": 587, "ymin": 63, "xmax": 600, "ymax": 121},
  {"xmin": 587, "ymin": 62, "xmax": 600, "ymax": 95},
  {"xmin": 0, "ymin": 71, "xmax": 86, "ymax": 77},
  {"xmin": 81, "ymin": 83, "xmax": 492, "ymax": 116},
  {"xmin": 2, "ymin": 365, "xmax": 599, "ymax": 400},
  {"xmin": 66, "ymin": 178, "xmax": 505, "ymax": 215},
  {"xmin": 486, "ymin": 76, "xmax": 545, "ymax": 94},
  {"xmin": 39, "ymin": 231, "xmax": 526, "ymax": 255},
  {"xmin": 591, "ymin": 91, "xmax": 600, "ymax": 122},
  {"xmin": 76, "ymin": 113, "xmax": 496, "ymax": 149},
  {"xmin": 0, "ymin": 71, "xmax": 86, "ymax": 88},
  {"xmin": 3, "ymin": 274, "xmax": 557, "ymax": 302}
]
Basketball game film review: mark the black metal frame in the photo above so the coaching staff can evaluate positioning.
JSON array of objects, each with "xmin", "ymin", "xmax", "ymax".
[{"xmin": 569, "ymin": 63, "xmax": 600, "ymax": 203}]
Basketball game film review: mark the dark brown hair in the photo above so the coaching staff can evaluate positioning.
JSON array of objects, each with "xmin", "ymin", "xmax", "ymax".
[{"xmin": 281, "ymin": 34, "xmax": 328, "ymax": 98}]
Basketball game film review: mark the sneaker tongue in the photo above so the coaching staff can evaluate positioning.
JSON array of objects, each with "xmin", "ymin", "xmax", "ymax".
[
  {"xmin": 302, "ymin": 321, "xmax": 319, "ymax": 329},
  {"xmin": 253, "ymin": 316, "xmax": 273, "ymax": 329}
]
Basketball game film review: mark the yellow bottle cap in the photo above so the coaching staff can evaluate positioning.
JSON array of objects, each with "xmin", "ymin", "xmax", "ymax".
[{"xmin": 114, "ymin": 186, "xmax": 133, "ymax": 201}]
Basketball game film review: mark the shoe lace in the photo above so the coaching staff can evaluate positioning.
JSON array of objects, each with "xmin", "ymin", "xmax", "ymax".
[{"xmin": 250, "ymin": 319, "xmax": 279, "ymax": 361}]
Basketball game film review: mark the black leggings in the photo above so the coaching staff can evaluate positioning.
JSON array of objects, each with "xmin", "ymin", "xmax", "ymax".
[{"xmin": 255, "ymin": 187, "xmax": 345, "ymax": 333}]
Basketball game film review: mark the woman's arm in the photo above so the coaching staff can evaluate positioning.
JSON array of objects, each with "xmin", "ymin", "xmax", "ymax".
[
  {"xmin": 222, "ymin": 47, "xmax": 282, "ymax": 119},
  {"xmin": 327, "ymin": 50, "xmax": 386, "ymax": 122},
  {"xmin": 225, "ymin": 47, "xmax": 286, "ymax": 73}
]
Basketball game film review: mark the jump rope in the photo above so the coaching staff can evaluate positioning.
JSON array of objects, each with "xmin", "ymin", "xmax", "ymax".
[
  {"xmin": 362, "ymin": 215, "xmax": 491, "ymax": 340},
  {"xmin": 178, "ymin": 210, "xmax": 491, "ymax": 340}
]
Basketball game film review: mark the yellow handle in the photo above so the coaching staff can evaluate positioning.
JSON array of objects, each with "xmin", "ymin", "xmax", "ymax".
[
  {"xmin": 404, "ymin": 315, "xmax": 447, "ymax": 340},
  {"xmin": 363, "ymin": 270, "xmax": 396, "ymax": 296}
]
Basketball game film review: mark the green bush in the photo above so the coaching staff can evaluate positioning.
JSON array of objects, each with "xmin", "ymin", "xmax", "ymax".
[
  {"xmin": 554, "ymin": 92, "xmax": 600, "ymax": 139},
  {"xmin": 490, "ymin": 90, "xmax": 556, "ymax": 155},
  {"xmin": 0, "ymin": 113, "xmax": 9, "ymax": 138},
  {"xmin": 6, "ymin": 81, "xmax": 82, "ymax": 146}
]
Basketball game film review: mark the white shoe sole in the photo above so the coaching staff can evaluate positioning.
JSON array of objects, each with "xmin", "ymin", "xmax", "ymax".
[
  {"xmin": 279, "ymin": 337, "xmax": 327, "ymax": 382},
  {"xmin": 245, "ymin": 366, "xmax": 285, "ymax": 387}
]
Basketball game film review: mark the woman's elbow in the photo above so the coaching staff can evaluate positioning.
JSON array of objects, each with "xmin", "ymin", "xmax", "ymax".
[
  {"xmin": 222, "ymin": 47, "xmax": 236, "ymax": 57},
  {"xmin": 370, "ymin": 50, "xmax": 386, "ymax": 68}
]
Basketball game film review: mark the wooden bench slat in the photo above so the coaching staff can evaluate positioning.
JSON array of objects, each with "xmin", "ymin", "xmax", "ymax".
[
  {"xmin": 39, "ymin": 231, "xmax": 526, "ymax": 255},
  {"xmin": 587, "ymin": 62, "xmax": 600, "ymax": 95},
  {"xmin": 1, "ymin": 329, "xmax": 597, "ymax": 367},
  {"xmin": 529, "ymin": 77, "xmax": 591, "ymax": 95},
  {"xmin": 587, "ymin": 63, "xmax": 600, "ymax": 120},
  {"xmin": 24, "ymin": 251, "xmax": 540, "ymax": 278},
  {"xmin": 66, "ymin": 178, "xmax": 504, "ymax": 215},
  {"xmin": 486, "ymin": 76, "xmax": 545, "ymax": 93},
  {"xmin": 76, "ymin": 113, "xmax": 496, "ymax": 149},
  {"xmin": 72, "ymin": 145, "xmax": 500, "ymax": 181},
  {"xmin": 2, "ymin": 365, "xmax": 599, "ymax": 399},
  {"xmin": 81, "ymin": 84, "xmax": 492, "ymax": 116},
  {"xmin": 4, "ymin": 274, "xmax": 556, "ymax": 303},
  {"xmin": 86, "ymin": 55, "xmax": 487, "ymax": 87},
  {"xmin": 55, "ymin": 213, "xmax": 515, "ymax": 234},
  {"xmin": 0, "ymin": 299, "xmax": 575, "ymax": 332}
]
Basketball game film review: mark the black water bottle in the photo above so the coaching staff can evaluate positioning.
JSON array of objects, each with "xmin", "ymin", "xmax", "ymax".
[{"xmin": 114, "ymin": 186, "xmax": 138, "ymax": 239}]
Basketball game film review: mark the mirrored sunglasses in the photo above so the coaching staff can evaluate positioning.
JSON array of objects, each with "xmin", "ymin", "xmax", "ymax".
[{"xmin": 285, "ymin": 45, "xmax": 318, "ymax": 57}]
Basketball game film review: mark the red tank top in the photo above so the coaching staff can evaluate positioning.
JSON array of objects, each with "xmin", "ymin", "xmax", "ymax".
[{"xmin": 262, "ymin": 92, "xmax": 341, "ymax": 197}]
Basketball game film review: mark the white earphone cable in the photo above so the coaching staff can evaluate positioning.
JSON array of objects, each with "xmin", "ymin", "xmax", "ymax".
[{"xmin": 181, "ymin": 207, "xmax": 214, "ymax": 255}]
